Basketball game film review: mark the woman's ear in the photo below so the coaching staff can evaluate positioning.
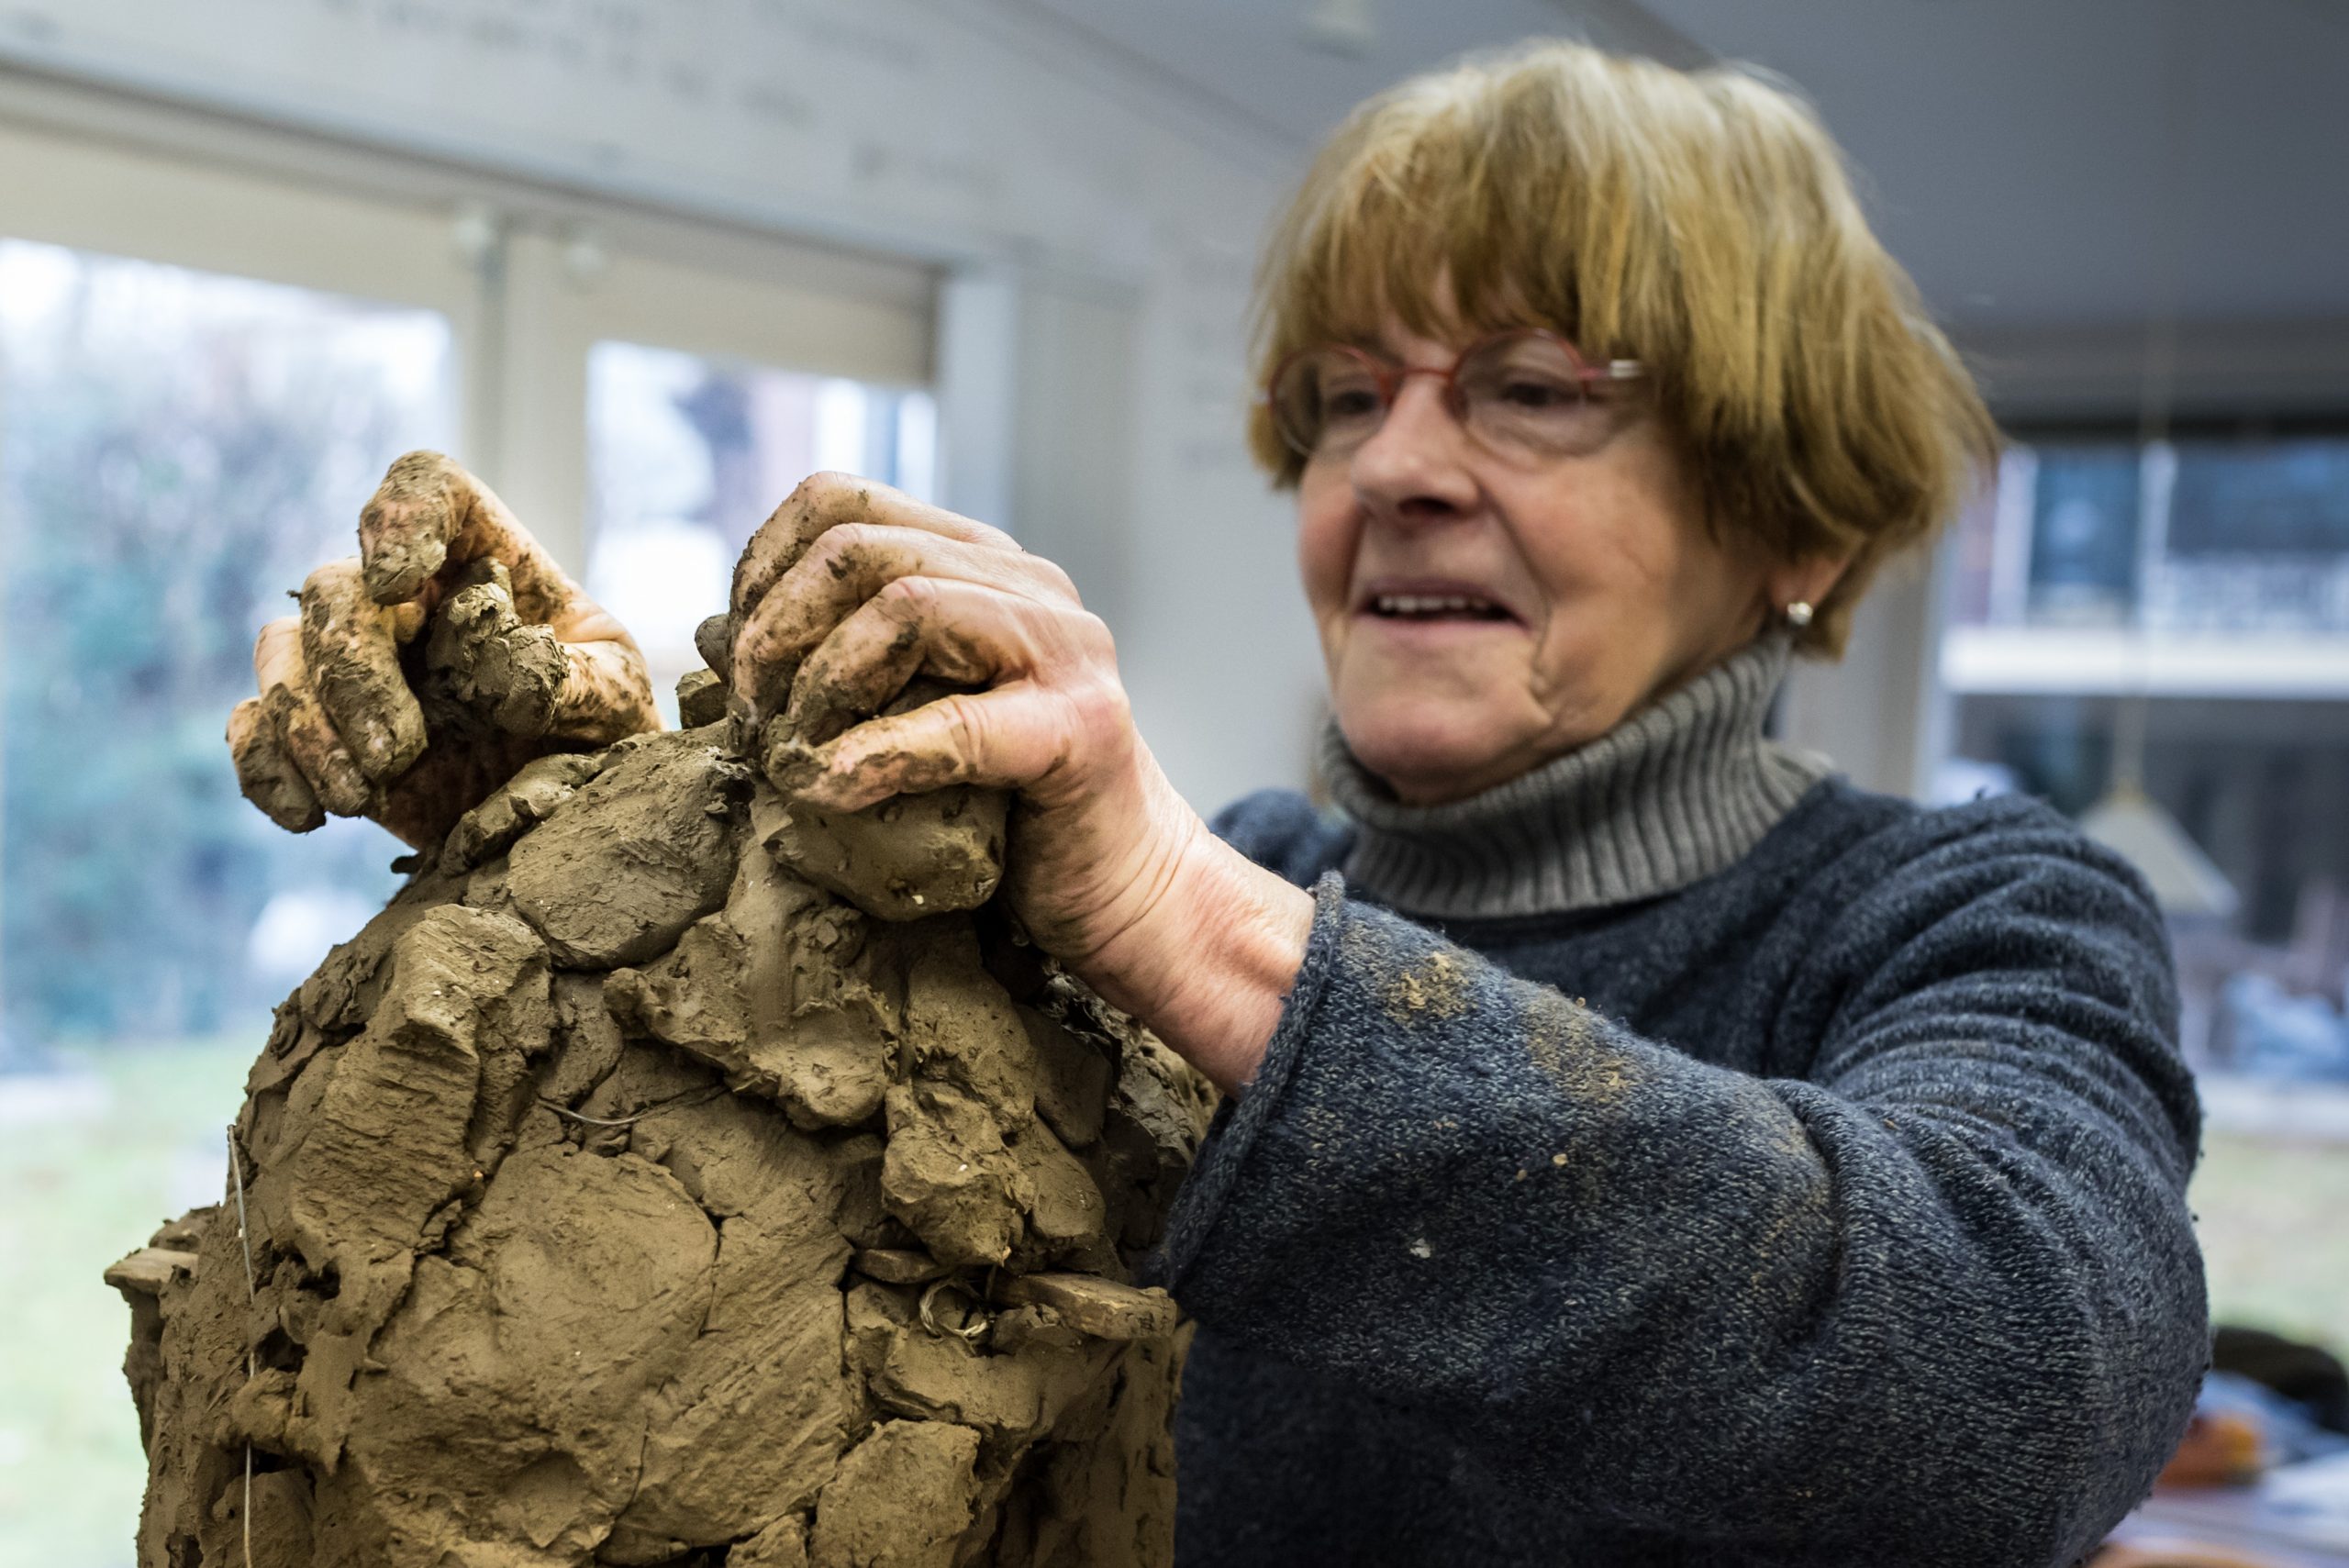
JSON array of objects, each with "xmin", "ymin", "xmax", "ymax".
[{"xmin": 1768, "ymin": 553, "xmax": 1854, "ymax": 617}]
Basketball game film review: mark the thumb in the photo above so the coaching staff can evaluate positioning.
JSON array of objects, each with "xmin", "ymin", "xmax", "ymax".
[{"xmin": 359, "ymin": 450, "xmax": 554, "ymax": 611}]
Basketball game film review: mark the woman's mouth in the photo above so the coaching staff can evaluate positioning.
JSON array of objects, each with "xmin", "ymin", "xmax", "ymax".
[
  {"xmin": 1367, "ymin": 592, "xmax": 1513, "ymax": 622},
  {"xmin": 1355, "ymin": 580, "xmax": 1521, "ymax": 625}
]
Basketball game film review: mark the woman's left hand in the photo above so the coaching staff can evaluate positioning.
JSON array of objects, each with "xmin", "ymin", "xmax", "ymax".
[{"xmin": 726, "ymin": 473, "xmax": 1313, "ymax": 1092}]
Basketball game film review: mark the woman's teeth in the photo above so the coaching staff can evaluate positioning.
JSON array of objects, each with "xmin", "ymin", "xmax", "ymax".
[{"xmin": 1372, "ymin": 594, "xmax": 1506, "ymax": 619}]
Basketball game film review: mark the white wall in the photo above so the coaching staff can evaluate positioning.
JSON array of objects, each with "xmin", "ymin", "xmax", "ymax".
[
  {"xmin": 0, "ymin": 0, "xmax": 1325, "ymax": 811},
  {"xmin": 1775, "ymin": 556, "xmax": 1947, "ymax": 799}
]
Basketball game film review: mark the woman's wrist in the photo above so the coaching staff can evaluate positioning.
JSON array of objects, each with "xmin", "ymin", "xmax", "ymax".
[{"xmin": 1069, "ymin": 806, "xmax": 1317, "ymax": 1096}]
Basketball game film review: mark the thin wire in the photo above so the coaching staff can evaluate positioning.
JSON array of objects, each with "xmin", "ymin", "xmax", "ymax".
[
  {"xmin": 536, "ymin": 1084, "xmax": 729, "ymax": 1128},
  {"xmin": 213, "ymin": 1081, "xmax": 718, "ymax": 1568},
  {"xmin": 226, "ymin": 1126, "xmax": 258, "ymax": 1568}
]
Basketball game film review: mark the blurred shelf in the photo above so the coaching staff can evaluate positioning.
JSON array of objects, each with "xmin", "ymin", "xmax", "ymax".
[
  {"xmin": 2199, "ymin": 1073, "xmax": 2349, "ymax": 1142},
  {"xmin": 1942, "ymin": 626, "xmax": 2349, "ymax": 698}
]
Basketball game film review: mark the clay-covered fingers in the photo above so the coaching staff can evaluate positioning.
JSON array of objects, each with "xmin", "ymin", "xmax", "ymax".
[
  {"xmin": 424, "ymin": 562, "xmax": 567, "ymax": 738},
  {"xmin": 734, "ymin": 525, "xmax": 1073, "ymax": 721},
  {"xmin": 729, "ymin": 471, "xmax": 1019, "ymax": 627},
  {"xmin": 299, "ymin": 558, "xmax": 429, "ymax": 784},
  {"xmin": 783, "ymin": 576, "xmax": 1097, "ymax": 746},
  {"xmin": 728, "ymin": 472, "xmax": 882, "ymax": 629},
  {"xmin": 549, "ymin": 639, "xmax": 660, "ymax": 743},
  {"xmin": 358, "ymin": 451, "xmax": 657, "ymax": 742},
  {"xmin": 722, "ymin": 471, "xmax": 1030, "ymax": 701},
  {"xmin": 358, "ymin": 450, "xmax": 480, "ymax": 606},
  {"xmin": 358, "ymin": 450, "xmax": 571, "ymax": 620},
  {"xmin": 252, "ymin": 617, "xmax": 375, "ymax": 817},
  {"xmin": 785, "ymin": 683, "xmax": 1117, "ymax": 815},
  {"xmin": 228, "ymin": 698, "xmax": 325, "ymax": 833}
]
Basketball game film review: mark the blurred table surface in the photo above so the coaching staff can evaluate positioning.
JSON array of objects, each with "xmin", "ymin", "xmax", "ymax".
[{"xmin": 2107, "ymin": 1451, "xmax": 2349, "ymax": 1565}]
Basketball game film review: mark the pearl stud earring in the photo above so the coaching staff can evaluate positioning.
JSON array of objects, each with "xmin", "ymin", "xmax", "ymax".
[{"xmin": 1784, "ymin": 601, "xmax": 1814, "ymax": 628}]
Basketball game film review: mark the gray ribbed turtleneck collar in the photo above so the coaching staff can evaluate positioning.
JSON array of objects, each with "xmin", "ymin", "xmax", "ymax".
[{"xmin": 1321, "ymin": 634, "xmax": 1829, "ymax": 919}]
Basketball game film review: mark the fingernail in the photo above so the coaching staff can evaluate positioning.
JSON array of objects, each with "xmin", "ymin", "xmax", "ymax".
[
  {"xmin": 353, "ymin": 720, "xmax": 395, "ymax": 772},
  {"xmin": 328, "ymin": 761, "xmax": 373, "ymax": 815}
]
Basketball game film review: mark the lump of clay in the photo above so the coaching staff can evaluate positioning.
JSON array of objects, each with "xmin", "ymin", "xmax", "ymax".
[
  {"xmin": 113, "ymin": 641, "xmax": 1215, "ymax": 1567},
  {"xmin": 506, "ymin": 731, "xmax": 756, "ymax": 967},
  {"xmin": 771, "ymin": 787, "xmax": 1008, "ymax": 923},
  {"xmin": 758, "ymin": 680, "xmax": 1010, "ymax": 923}
]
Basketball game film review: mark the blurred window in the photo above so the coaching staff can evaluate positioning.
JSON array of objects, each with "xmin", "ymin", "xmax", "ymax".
[
  {"xmin": 584, "ymin": 339, "xmax": 936, "ymax": 722},
  {"xmin": 1, "ymin": 239, "xmax": 449, "ymax": 1049},
  {"xmin": 2156, "ymin": 439, "xmax": 2349, "ymax": 637},
  {"xmin": 1950, "ymin": 431, "xmax": 2349, "ymax": 640},
  {"xmin": 0, "ymin": 117, "xmax": 938, "ymax": 1568},
  {"xmin": 1935, "ymin": 429, "xmax": 2349, "ymax": 1354},
  {"xmin": 2026, "ymin": 444, "xmax": 2144, "ymax": 626},
  {"xmin": 1940, "ymin": 430, "xmax": 2349, "ymax": 939},
  {"xmin": 0, "ymin": 236, "xmax": 451, "ymax": 1560}
]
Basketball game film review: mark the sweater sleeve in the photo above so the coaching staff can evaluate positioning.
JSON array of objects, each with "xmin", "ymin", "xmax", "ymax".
[{"xmin": 1156, "ymin": 820, "xmax": 2209, "ymax": 1568}]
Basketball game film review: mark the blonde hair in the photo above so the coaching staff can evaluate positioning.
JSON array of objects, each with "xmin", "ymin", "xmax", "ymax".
[{"xmin": 1248, "ymin": 40, "xmax": 1998, "ymax": 656}]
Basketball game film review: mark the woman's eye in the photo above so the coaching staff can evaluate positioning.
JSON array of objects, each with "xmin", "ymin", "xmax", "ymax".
[
  {"xmin": 1322, "ymin": 385, "xmax": 1384, "ymax": 419},
  {"xmin": 1495, "ymin": 377, "xmax": 1576, "ymax": 409}
]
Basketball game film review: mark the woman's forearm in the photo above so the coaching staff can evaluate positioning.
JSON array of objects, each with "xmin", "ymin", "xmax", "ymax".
[{"xmin": 1072, "ymin": 811, "xmax": 1318, "ymax": 1095}]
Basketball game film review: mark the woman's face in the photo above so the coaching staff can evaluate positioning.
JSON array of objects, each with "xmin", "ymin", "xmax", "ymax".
[{"xmin": 1297, "ymin": 315, "xmax": 1801, "ymax": 806}]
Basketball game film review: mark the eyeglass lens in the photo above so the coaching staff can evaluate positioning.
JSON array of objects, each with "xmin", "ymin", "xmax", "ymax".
[{"xmin": 1271, "ymin": 333, "xmax": 1631, "ymax": 462}]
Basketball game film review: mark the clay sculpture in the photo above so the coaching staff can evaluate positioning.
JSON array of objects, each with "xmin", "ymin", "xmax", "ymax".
[{"xmin": 111, "ymin": 586, "xmax": 1212, "ymax": 1566}]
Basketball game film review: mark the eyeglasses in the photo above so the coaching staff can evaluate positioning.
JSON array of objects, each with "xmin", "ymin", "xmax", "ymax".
[{"xmin": 1263, "ymin": 329, "xmax": 1648, "ymax": 463}]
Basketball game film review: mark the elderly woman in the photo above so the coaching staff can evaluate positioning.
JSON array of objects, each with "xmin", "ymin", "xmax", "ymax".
[{"xmin": 233, "ymin": 39, "xmax": 2205, "ymax": 1568}]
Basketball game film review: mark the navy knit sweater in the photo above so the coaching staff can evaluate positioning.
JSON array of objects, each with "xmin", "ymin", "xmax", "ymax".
[{"xmin": 1159, "ymin": 777, "xmax": 2208, "ymax": 1567}]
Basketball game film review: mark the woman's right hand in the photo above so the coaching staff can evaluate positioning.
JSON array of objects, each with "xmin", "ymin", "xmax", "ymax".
[{"xmin": 228, "ymin": 450, "xmax": 661, "ymax": 851}]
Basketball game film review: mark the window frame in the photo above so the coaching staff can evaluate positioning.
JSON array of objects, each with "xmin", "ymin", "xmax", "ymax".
[{"xmin": 0, "ymin": 85, "xmax": 939, "ymax": 576}]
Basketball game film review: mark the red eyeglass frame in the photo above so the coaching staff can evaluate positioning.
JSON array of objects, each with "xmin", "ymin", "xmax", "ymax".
[{"xmin": 1260, "ymin": 328, "xmax": 1648, "ymax": 459}]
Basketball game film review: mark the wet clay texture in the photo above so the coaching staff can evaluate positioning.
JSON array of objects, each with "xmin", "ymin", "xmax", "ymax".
[{"xmin": 116, "ymin": 662, "xmax": 1212, "ymax": 1565}]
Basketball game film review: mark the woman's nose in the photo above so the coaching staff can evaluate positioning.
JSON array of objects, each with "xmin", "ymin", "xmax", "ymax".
[{"xmin": 1348, "ymin": 378, "xmax": 1480, "ymax": 518}]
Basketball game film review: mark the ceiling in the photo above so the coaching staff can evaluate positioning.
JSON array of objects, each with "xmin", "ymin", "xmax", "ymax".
[{"xmin": 1019, "ymin": 0, "xmax": 2349, "ymax": 336}]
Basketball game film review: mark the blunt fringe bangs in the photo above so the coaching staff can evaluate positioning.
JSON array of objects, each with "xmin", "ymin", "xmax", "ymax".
[{"xmin": 1248, "ymin": 39, "xmax": 2000, "ymax": 656}]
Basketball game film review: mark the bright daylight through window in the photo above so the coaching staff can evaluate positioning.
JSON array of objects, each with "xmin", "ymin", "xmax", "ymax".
[{"xmin": 0, "ymin": 237, "xmax": 450, "ymax": 1556}]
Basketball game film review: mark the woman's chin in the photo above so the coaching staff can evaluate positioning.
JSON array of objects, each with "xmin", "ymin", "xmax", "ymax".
[{"xmin": 1336, "ymin": 706, "xmax": 1524, "ymax": 806}]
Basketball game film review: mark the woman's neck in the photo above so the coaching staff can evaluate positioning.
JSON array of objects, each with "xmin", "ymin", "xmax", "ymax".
[{"xmin": 1322, "ymin": 634, "xmax": 1828, "ymax": 918}]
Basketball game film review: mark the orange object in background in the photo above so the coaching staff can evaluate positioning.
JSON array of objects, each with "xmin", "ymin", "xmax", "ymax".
[
  {"xmin": 2092, "ymin": 1542, "xmax": 2296, "ymax": 1568},
  {"xmin": 2158, "ymin": 1410, "xmax": 2273, "ymax": 1491}
]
